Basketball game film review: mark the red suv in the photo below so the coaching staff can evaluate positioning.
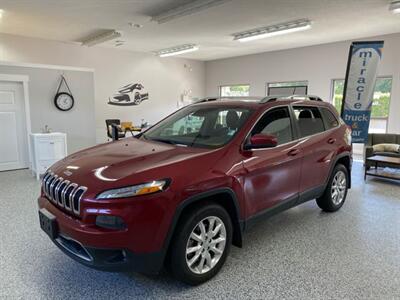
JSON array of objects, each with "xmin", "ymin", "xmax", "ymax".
[{"xmin": 38, "ymin": 96, "xmax": 352, "ymax": 285}]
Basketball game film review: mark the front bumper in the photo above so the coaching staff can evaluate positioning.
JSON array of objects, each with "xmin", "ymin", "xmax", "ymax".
[
  {"xmin": 37, "ymin": 194, "xmax": 175, "ymax": 274},
  {"xmin": 51, "ymin": 233, "xmax": 164, "ymax": 273}
]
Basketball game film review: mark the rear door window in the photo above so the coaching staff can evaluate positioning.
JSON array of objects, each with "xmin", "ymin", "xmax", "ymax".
[
  {"xmin": 320, "ymin": 107, "xmax": 339, "ymax": 130},
  {"xmin": 293, "ymin": 106, "xmax": 325, "ymax": 137}
]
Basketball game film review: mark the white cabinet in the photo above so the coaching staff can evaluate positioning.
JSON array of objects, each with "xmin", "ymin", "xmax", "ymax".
[{"xmin": 30, "ymin": 133, "xmax": 67, "ymax": 179}]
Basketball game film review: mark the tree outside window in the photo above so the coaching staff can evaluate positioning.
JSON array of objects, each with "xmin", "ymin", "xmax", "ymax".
[
  {"xmin": 267, "ymin": 81, "xmax": 308, "ymax": 96},
  {"xmin": 220, "ymin": 84, "xmax": 250, "ymax": 97}
]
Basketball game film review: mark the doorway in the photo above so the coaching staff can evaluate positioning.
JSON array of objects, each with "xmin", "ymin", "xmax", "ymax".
[{"xmin": 0, "ymin": 80, "xmax": 29, "ymax": 171}]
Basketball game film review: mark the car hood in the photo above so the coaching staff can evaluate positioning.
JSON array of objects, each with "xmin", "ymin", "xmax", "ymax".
[{"xmin": 51, "ymin": 138, "xmax": 220, "ymax": 189}]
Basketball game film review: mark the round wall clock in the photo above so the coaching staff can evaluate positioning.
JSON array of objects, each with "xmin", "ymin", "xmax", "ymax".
[
  {"xmin": 54, "ymin": 75, "xmax": 74, "ymax": 111},
  {"xmin": 54, "ymin": 92, "xmax": 74, "ymax": 111}
]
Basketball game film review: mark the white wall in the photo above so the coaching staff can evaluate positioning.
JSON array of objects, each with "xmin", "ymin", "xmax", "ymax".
[
  {"xmin": 205, "ymin": 33, "xmax": 400, "ymax": 134},
  {"xmin": 0, "ymin": 33, "xmax": 206, "ymax": 145},
  {"xmin": 1, "ymin": 31, "xmax": 398, "ymax": 154},
  {"xmin": 0, "ymin": 65, "xmax": 95, "ymax": 153}
]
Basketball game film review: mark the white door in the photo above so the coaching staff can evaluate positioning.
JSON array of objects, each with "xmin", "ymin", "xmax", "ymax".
[{"xmin": 0, "ymin": 81, "xmax": 29, "ymax": 171}]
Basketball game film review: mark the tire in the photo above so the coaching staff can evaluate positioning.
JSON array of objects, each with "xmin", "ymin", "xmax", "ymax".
[
  {"xmin": 316, "ymin": 164, "xmax": 349, "ymax": 212},
  {"xmin": 168, "ymin": 203, "xmax": 232, "ymax": 285},
  {"xmin": 133, "ymin": 92, "xmax": 141, "ymax": 105}
]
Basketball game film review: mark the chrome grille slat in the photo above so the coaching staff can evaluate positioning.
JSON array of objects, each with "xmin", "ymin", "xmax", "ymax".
[
  {"xmin": 62, "ymin": 183, "xmax": 75, "ymax": 211},
  {"xmin": 51, "ymin": 176, "xmax": 61, "ymax": 202},
  {"xmin": 41, "ymin": 172, "xmax": 87, "ymax": 216},
  {"xmin": 49, "ymin": 175, "xmax": 58, "ymax": 202},
  {"xmin": 72, "ymin": 187, "xmax": 87, "ymax": 215},
  {"xmin": 55, "ymin": 178, "xmax": 65, "ymax": 206},
  {"xmin": 59, "ymin": 180, "xmax": 70, "ymax": 208},
  {"xmin": 42, "ymin": 173, "xmax": 51, "ymax": 189},
  {"xmin": 45, "ymin": 172, "xmax": 55, "ymax": 197},
  {"xmin": 66, "ymin": 183, "xmax": 78, "ymax": 212}
]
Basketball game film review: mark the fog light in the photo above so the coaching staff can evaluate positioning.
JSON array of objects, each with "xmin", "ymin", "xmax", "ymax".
[{"xmin": 95, "ymin": 215, "xmax": 126, "ymax": 230}]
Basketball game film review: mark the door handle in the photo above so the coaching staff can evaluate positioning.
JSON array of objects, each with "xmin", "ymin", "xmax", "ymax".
[
  {"xmin": 288, "ymin": 149, "xmax": 300, "ymax": 156},
  {"xmin": 327, "ymin": 138, "xmax": 336, "ymax": 144}
]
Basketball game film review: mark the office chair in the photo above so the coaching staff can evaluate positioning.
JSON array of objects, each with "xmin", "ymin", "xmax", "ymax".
[{"xmin": 105, "ymin": 119, "xmax": 126, "ymax": 140}]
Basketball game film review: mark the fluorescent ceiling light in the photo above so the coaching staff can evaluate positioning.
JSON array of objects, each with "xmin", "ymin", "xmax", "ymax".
[
  {"xmin": 151, "ymin": 0, "xmax": 231, "ymax": 24},
  {"xmin": 233, "ymin": 19, "xmax": 312, "ymax": 42},
  {"xmin": 389, "ymin": 1, "xmax": 400, "ymax": 13},
  {"xmin": 81, "ymin": 30, "xmax": 122, "ymax": 47},
  {"xmin": 156, "ymin": 44, "xmax": 199, "ymax": 57}
]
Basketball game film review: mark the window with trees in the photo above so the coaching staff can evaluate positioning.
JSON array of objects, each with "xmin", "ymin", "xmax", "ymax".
[
  {"xmin": 266, "ymin": 81, "xmax": 308, "ymax": 96},
  {"xmin": 220, "ymin": 84, "xmax": 250, "ymax": 97}
]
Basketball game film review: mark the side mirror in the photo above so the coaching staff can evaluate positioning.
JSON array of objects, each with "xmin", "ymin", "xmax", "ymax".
[{"xmin": 244, "ymin": 133, "xmax": 278, "ymax": 150}]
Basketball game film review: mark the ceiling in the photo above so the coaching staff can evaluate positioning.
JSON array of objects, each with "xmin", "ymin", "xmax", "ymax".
[{"xmin": 0, "ymin": 0, "xmax": 399, "ymax": 61}]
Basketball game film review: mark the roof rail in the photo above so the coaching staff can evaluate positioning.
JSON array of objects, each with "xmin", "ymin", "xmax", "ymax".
[
  {"xmin": 260, "ymin": 94, "xmax": 323, "ymax": 103},
  {"xmin": 195, "ymin": 95, "xmax": 324, "ymax": 104},
  {"xmin": 195, "ymin": 97, "xmax": 219, "ymax": 103},
  {"xmin": 259, "ymin": 95, "xmax": 281, "ymax": 103},
  {"xmin": 195, "ymin": 96, "xmax": 262, "ymax": 103},
  {"xmin": 286, "ymin": 94, "xmax": 323, "ymax": 101}
]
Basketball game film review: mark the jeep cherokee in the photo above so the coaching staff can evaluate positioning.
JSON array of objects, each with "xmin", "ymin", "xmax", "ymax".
[{"xmin": 38, "ymin": 95, "xmax": 352, "ymax": 285}]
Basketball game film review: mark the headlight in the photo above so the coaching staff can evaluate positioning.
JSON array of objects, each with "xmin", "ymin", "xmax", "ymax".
[{"xmin": 96, "ymin": 179, "xmax": 169, "ymax": 199}]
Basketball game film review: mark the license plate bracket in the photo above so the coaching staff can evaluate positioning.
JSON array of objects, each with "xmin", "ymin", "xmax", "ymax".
[{"xmin": 39, "ymin": 208, "xmax": 58, "ymax": 240}]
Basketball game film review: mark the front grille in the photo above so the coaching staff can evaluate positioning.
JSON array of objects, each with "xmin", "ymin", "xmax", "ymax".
[{"xmin": 42, "ymin": 171, "xmax": 87, "ymax": 216}]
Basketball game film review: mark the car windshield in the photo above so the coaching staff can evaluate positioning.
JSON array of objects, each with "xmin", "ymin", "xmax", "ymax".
[{"xmin": 142, "ymin": 105, "xmax": 253, "ymax": 148}]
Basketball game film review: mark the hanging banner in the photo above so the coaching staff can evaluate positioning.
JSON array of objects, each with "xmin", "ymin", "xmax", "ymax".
[{"xmin": 341, "ymin": 41, "xmax": 384, "ymax": 143}]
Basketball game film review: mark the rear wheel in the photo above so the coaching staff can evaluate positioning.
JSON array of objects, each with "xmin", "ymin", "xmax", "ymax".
[
  {"xmin": 316, "ymin": 164, "xmax": 348, "ymax": 212},
  {"xmin": 168, "ymin": 203, "xmax": 232, "ymax": 285}
]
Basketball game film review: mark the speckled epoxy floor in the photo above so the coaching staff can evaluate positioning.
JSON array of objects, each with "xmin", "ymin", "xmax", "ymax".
[{"xmin": 1, "ymin": 162, "xmax": 399, "ymax": 299}]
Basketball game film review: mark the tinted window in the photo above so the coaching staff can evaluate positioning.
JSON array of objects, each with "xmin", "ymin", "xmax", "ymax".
[
  {"xmin": 252, "ymin": 107, "xmax": 293, "ymax": 145},
  {"xmin": 293, "ymin": 106, "xmax": 325, "ymax": 137},
  {"xmin": 320, "ymin": 107, "xmax": 339, "ymax": 130}
]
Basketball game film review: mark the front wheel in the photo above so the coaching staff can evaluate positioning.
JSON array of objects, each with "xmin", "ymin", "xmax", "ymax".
[
  {"xmin": 133, "ymin": 92, "xmax": 142, "ymax": 105},
  {"xmin": 168, "ymin": 203, "xmax": 232, "ymax": 285},
  {"xmin": 316, "ymin": 164, "xmax": 349, "ymax": 212}
]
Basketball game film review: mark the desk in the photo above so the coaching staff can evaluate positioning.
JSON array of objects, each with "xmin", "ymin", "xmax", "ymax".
[{"xmin": 122, "ymin": 126, "xmax": 142, "ymax": 132}]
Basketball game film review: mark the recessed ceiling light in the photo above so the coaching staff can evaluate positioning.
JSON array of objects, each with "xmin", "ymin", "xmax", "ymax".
[
  {"xmin": 155, "ymin": 44, "xmax": 199, "ymax": 57},
  {"xmin": 233, "ymin": 19, "xmax": 312, "ymax": 42},
  {"xmin": 389, "ymin": 0, "xmax": 400, "ymax": 14},
  {"xmin": 129, "ymin": 22, "xmax": 143, "ymax": 28}
]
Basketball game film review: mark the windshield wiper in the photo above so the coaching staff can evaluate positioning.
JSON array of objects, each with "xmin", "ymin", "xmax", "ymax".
[
  {"xmin": 148, "ymin": 137, "xmax": 187, "ymax": 146},
  {"xmin": 190, "ymin": 134, "xmax": 210, "ymax": 147},
  {"xmin": 149, "ymin": 138, "xmax": 175, "ymax": 145}
]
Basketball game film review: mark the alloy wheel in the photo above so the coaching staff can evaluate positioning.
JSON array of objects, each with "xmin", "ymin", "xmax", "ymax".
[
  {"xmin": 185, "ymin": 216, "xmax": 227, "ymax": 275},
  {"xmin": 331, "ymin": 170, "xmax": 347, "ymax": 205}
]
